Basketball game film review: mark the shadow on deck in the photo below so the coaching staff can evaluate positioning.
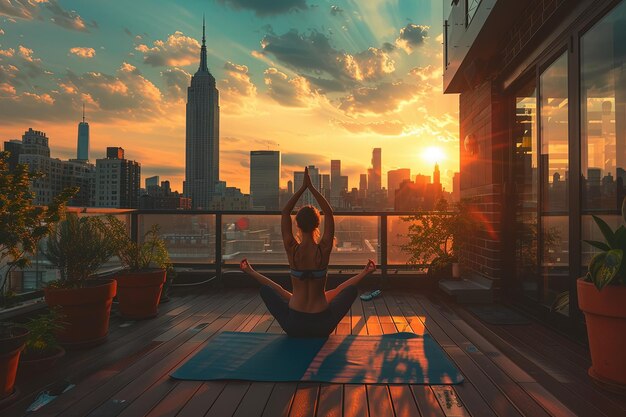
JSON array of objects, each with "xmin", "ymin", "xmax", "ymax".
[{"xmin": 4, "ymin": 287, "xmax": 626, "ymax": 417}]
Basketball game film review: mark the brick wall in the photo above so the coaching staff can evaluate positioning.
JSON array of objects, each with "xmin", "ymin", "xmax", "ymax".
[
  {"xmin": 459, "ymin": 80, "xmax": 507, "ymax": 286},
  {"xmin": 501, "ymin": 0, "xmax": 574, "ymax": 70}
]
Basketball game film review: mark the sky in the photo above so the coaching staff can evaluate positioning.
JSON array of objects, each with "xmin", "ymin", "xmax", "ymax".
[{"xmin": 0, "ymin": 0, "xmax": 459, "ymax": 194}]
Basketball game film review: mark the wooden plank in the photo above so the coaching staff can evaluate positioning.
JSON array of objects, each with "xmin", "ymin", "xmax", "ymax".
[
  {"xmin": 389, "ymin": 385, "xmax": 422, "ymax": 417},
  {"xmin": 361, "ymin": 298, "xmax": 383, "ymax": 335},
  {"xmin": 262, "ymin": 383, "xmax": 297, "ymax": 417},
  {"xmin": 372, "ymin": 296, "xmax": 398, "ymax": 335},
  {"xmin": 366, "ymin": 385, "xmax": 394, "ymax": 417},
  {"xmin": 430, "ymin": 386, "xmax": 471, "ymax": 417},
  {"xmin": 145, "ymin": 381, "xmax": 203, "ymax": 417},
  {"xmin": 410, "ymin": 386, "xmax": 445, "ymax": 417},
  {"xmin": 520, "ymin": 382, "xmax": 578, "ymax": 417},
  {"xmin": 176, "ymin": 382, "xmax": 226, "ymax": 417},
  {"xmin": 316, "ymin": 384, "xmax": 343, "ymax": 417},
  {"xmin": 344, "ymin": 385, "xmax": 368, "ymax": 417},
  {"xmin": 351, "ymin": 292, "xmax": 367, "ymax": 335},
  {"xmin": 232, "ymin": 383, "xmax": 274, "ymax": 417},
  {"xmin": 91, "ymin": 298, "xmax": 263, "ymax": 417},
  {"xmin": 289, "ymin": 383, "xmax": 319, "ymax": 417},
  {"xmin": 205, "ymin": 382, "xmax": 250, "ymax": 417},
  {"xmin": 42, "ymin": 292, "xmax": 254, "ymax": 417}
]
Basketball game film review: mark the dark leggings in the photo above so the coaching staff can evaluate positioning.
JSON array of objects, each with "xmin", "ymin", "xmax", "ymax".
[{"xmin": 259, "ymin": 285, "xmax": 358, "ymax": 338}]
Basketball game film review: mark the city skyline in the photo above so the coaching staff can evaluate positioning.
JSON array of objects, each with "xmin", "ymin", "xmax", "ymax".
[{"xmin": 0, "ymin": 1, "xmax": 459, "ymax": 194}]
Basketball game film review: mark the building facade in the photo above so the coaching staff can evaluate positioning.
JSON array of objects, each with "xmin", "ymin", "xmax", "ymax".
[
  {"xmin": 77, "ymin": 106, "xmax": 89, "ymax": 162},
  {"xmin": 95, "ymin": 147, "xmax": 140, "ymax": 208},
  {"xmin": 184, "ymin": 19, "xmax": 220, "ymax": 209},
  {"xmin": 387, "ymin": 168, "xmax": 411, "ymax": 207},
  {"xmin": 367, "ymin": 148, "xmax": 382, "ymax": 192},
  {"xmin": 250, "ymin": 150, "xmax": 280, "ymax": 210},
  {"xmin": 444, "ymin": 0, "xmax": 626, "ymax": 330}
]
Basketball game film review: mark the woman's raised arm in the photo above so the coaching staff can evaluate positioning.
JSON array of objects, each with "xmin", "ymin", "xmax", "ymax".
[
  {"xmin": 281, "ymin": 167, "xmax": 309, "ymax": 249},
  {"xmin": 307, "ymin": 172, "xmax": 334, "ymax": 247}
]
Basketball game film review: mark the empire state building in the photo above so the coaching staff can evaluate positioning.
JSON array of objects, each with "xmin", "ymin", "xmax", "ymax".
[{"xmin": 184, "ymin": 18, "xmax": 220, "ymax": 209}]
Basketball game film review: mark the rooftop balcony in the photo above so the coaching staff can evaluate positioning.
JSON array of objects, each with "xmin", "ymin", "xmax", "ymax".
[{"xmin": 2, "ymin": 210, "xmax": 625, "ymax": 416}]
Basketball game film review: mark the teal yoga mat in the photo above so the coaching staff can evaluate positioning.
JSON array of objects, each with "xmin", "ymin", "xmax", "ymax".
[{"xmin": 171, "ymin": 331, "xmax": 463, "ymax": 384}]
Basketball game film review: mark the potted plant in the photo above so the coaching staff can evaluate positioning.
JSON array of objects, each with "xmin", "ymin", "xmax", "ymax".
[
  {"xmin": 43, "ymin": 214, "xmax": 120, "ymax": 347},
  {"xmin": 577, "ymin": 198, "xmax": 626, "ymax": 391},
  {"xmin": 401, "ymin": 199, "xmax": 477, "ymax": 285},
  {"xmin": 0, "ymin": 323, "xmax": 28, "ymax": 407},
  {"xmin": 0, "ymin": 151, "xmax": 73, "ymax": 405},
  {"xmin": 106, "ymin": 217, "xmax": 171, "ymax": 319},
  {"xmin": 18, "ymin": 307, "xmax": 66, "ymax": 376}
]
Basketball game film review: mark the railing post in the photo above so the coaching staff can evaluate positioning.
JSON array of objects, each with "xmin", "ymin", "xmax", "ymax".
[
  {"xmin": 380, "ymin": 214, "xmax": 388, "ymax": 281},
  {"xmin": 215, "ymin": 213, "xmax": 222, "ymax": 284}
]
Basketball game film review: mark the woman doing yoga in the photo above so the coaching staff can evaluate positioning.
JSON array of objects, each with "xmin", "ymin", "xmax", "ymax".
[{"xmin": 240, "ymin": 167, "xmax": 376, "ymax": 337}]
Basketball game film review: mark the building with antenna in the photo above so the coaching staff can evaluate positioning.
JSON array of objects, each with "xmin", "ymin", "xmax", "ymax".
[
  {"xmin": 76, "ymin": 104, "xmax": 89, "ymax": 162},
  {"xmin": 184, "ymin": 17, "xmax": 220, "ymax": 209}
]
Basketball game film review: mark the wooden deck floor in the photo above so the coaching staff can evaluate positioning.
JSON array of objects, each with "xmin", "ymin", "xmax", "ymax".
[{"xmin": 6, "ymin": 288, "xmax": 626, "ymax": 417}]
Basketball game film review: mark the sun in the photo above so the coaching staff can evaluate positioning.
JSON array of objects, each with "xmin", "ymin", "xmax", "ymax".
[{"xmin": 422, "ymin": 146, "xmax": 445, "ymax": 163}]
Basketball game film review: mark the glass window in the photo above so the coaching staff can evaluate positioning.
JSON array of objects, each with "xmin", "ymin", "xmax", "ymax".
[
  {"xmin": 513, "ymin": 80, "xmax": 540, "ymax": 300},
  {"xmin": 466, "ymin": 0, "xmax": 481, "ymax": 26},
  {"xmin": 580, "ymin": 1, "xmax": 626, "ymax": 273},
  {"xmin": 540, "ymin": 52, "xmax": 569, "ymax": 313}
]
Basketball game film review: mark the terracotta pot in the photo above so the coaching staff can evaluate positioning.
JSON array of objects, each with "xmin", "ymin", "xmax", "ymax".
[
  {"xmin": 44, "ymin": 279, "xmax": 116, "ymax": 348},
  {"xmin": 115, "ymin": 269, "xmax": 166, "ymax": 319},
  {"xmin": 18, "ymin": 346, "xmax": 65, "ymax": 377},
  {"xmin": 0, "ymin": 326, "xmax": 28, "ymax": 403},
  {"xmin": 577, "ymin": 278, "xmax": 626, "ymax": 391}
]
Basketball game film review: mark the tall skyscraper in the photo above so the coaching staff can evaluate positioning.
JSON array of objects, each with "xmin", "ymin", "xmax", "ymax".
[
  {"xmin": 359, "ymin": 173, "xmax": 367, "ymax": 199},
  {"xmin": 250, "ymin": 150, "xmax": 280, "ymax": 210},
  {"xmin": 184, "ymin": 17, "xmax": 220, "ymax": 209},
  {"xmin": 330, "ymin": 160, "xmax": 341, "ymax": 198},
  {"xmin": 387, "ymin": 168, "xmax": 411, "ymax": 206},
  {"xmin": 452, "ymin": 172, "xmax": 460, "ymax": 202},
  {"xmin": 77, "ymin": 104, "xmax": 89, "ymax": 161},
  {"xmin": 367, "ymin": 148, "xmax": 382, "ymax": 191}
]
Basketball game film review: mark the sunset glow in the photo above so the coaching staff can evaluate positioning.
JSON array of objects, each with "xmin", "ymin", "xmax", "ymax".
[{"xmin": 0, "ymin": 1, "xmax": 459, "ymax": 192}]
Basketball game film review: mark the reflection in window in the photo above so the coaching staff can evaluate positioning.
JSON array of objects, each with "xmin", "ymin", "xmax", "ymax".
[
  {"xmin": 513, "ymin": 80, "xmax": 539, "ymax": 300},
  {"xmin": 581, "ymin": 1, "xmax": 626, "ymax": 213},
  {"xmin": 540, "ymin": 53, "xmax": 569, "ymax": 313},
  {"xmin": 580, "ymin": 1, "xmax": 626, "ymax": 291}
]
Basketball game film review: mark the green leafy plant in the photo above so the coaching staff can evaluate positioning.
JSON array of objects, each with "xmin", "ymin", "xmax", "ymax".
[
  {"xmin": 23, "ymin": 307, "xmax": 66, "ymax": 358},
  {"xmin": 105, "ymin": 217, "xmax": 171, "ymax": 272},
  {"xmin": 583, "ymin": 197, "xmax": 626, "ymax": 290},
  {"xmin": 43, "ymin": 214, "xmax": 120, "ymax": 288},
  {"xmin": 400, "ymin": 199, "xmax": 478, "ymax": 272},
  {"xmin": 0, "ymin": 151, "xmax": 76, "ymax": 302}
]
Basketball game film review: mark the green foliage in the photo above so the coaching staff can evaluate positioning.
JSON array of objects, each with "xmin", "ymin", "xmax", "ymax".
[
  {"xmin": 0, "ymin": 151, "xmax": 76, "ymax": 297},
  {"xmin": 43, "ymin": 214, "xmax": 120, "ymax": 288},
  {"xmin": 105, "ymin": 216, "xmax": 171, "ymax": 272},
  {"xmin": 583, "ymin": 206, "xmax": 626, "ymax": 290},
  {"xmin": 23, "ymin": 307, "xmax": 65, "ymax": 357},
  {"xmin": 400, "ymin": 199, "xmax": 478, "ymax": 269}
]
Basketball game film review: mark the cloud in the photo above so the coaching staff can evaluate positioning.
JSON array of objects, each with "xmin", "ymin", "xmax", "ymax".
[
  {"xmin": 161, "ymin": 67, "xmax": 190, "ymax": 100},
  {"xmin": 0, "ymin": 0, "xmax": 41, "ymax": 20},
  {"xmin": 0, "ymin": 0, "xmax": 95, "ymax": 32},
  {"xmin": 282, "ymin": 152, "xmax": 326, "ymax": 169},
  {"xmin": 0, "ymin": 45, "xmax": 48, "ymax": 86},
  {"xmin": 218, "ymin": 0, "xmax": 308, "ymax": 16},
  {"xmin": 334, "ymin": 119, "xmax": 406, "ymax": 135},
  {"xmin": 409, "ymin": 65, "xmax": 440, "ymax": 81},
  {"xmin": 260, "ymin": 29, "xmax": 395, "ymax": 89},
  {"xmin": 45, "ymin": 0, "xmax": 94, "ymax": 32},
  {"xmin": 264, "ymin": 67, "xmax": 320, "ymax": 107},
  {"xmin": 395, "ymin": 24, "xmax": 429, "ymax": 53},
  {"xmin": 221, "ymin": 61, "xmax": 257, "ymax": 100},
  {"xmin": 330, "ymin": 5, "xmax": 343, "ymax": 16},
  {"xmin": 69, "ymin": 47, "xmax": 95, "ymax": 58},
  {"xmin": 338, "ymin": 82, "xmax": 422, "ymax": 115},
  {"xmin": 136, "ymin": 31, "xmax": 200, "ymax": 67}
]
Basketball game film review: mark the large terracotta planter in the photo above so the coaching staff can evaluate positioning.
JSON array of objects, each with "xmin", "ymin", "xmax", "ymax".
[
  {"xmin": 0, "ymin": 326, "xmax": 28, "ymax": 406},
  {"xmin": 44, "ymin": 279, "xmax": 116, "ymax": 348},
  {"xmin": 116, "ymin": 269, "xmax": 166, "ymax": 319},
  {"xmin": 577, "ymin": 278, "xmax": 626, "ymax": 391}
]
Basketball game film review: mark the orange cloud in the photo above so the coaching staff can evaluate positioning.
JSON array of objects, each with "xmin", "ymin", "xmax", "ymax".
[
  {"xmin": 135, "ymin": 32, "xmax": 200, "ymax": 67},
  {"xmin": 69, "ymin": 47, "xmax": 96, "ymax": 58}
]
